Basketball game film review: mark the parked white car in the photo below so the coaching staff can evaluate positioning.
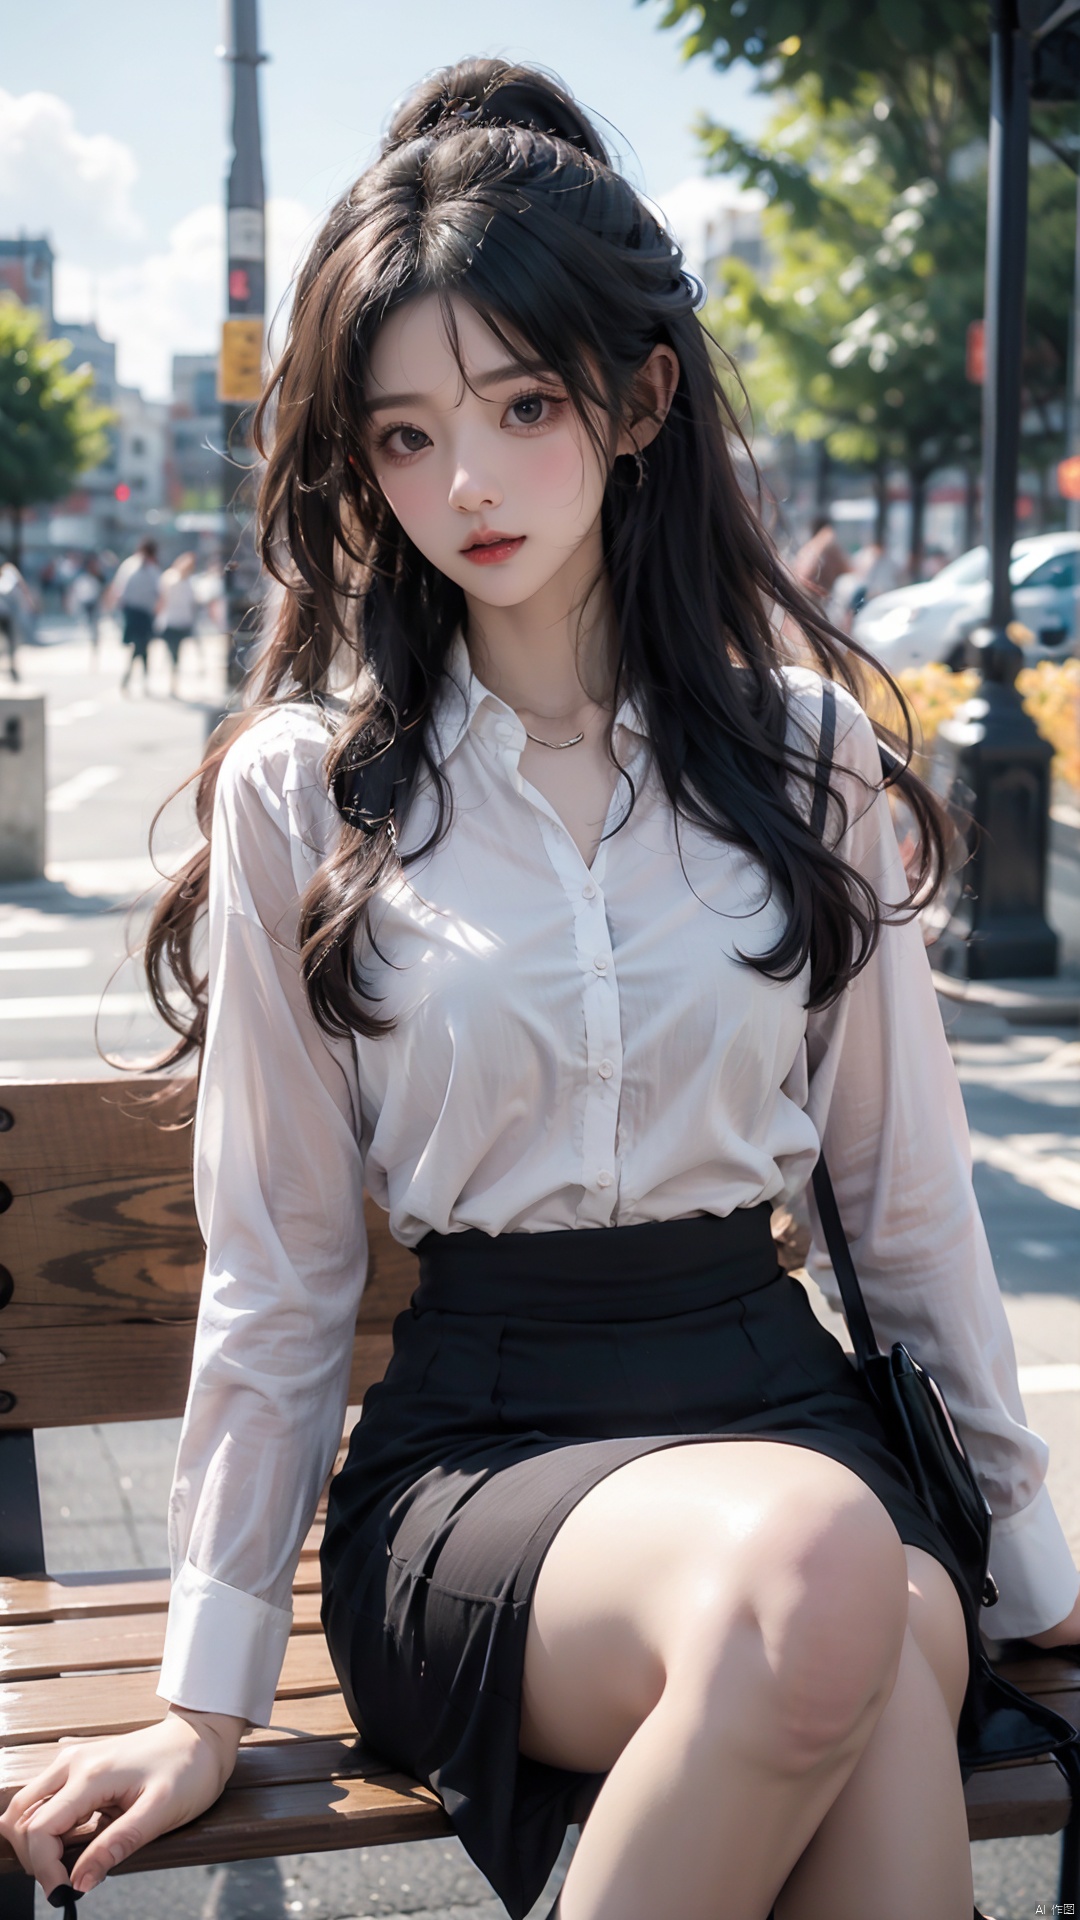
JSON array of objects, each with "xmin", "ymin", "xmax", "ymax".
[{"xmin": 852, "ymin": 533, "xmax": 1080, "ymax": 672}]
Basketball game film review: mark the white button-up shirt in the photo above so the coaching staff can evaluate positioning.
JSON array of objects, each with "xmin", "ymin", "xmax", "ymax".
[{"xmin": 158, "ymin": 640, "xmax": 1079, "ymax": 1724}]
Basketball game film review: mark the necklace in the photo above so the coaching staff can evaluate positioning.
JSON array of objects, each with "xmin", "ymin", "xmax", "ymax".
[{"xmin": 523, "ymin": 726, "xmax": 586, "ymax": 750}]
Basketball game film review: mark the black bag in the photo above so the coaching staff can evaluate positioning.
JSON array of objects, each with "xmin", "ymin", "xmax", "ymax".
[
  {"xmin": 810, "ymin": 1151, "xmax": 997, "ymax": 1617},
  {"xmin": 810, "ymin": 681, "xmax": 1080, "ymax": 1780}
]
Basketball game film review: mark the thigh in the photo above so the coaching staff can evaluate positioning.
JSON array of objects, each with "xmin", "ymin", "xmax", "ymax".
[
  {"xmin": 519, "ymin": 1439, "xmax": 909, "ymax": 1774},
  {"xmin": 903, "ymin": 1546, "xmax": 969, "ymax": 1727}
]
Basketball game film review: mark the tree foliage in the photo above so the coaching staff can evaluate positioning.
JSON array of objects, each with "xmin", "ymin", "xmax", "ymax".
[
  {"xmin": 653, "ymin": 0, "xmax": 1076, "ymax": 567},
  {"xmin": 0, "ymin": 299, "xmax": 111, "ymax": 553}
]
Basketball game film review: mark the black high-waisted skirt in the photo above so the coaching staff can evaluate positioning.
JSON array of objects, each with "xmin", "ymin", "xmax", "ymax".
[{"xmin": 321, "ymin": 1206, "xmax": 966, "ymax": 1919}]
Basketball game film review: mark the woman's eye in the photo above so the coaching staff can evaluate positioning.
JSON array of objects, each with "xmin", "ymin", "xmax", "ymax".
[
  {"xmin": 506, "ymin": 391, "xmax": 562, "ymax": 429},
  {"xmin": 380, "ymin": 425, "xmax": 431, "ymax": 459},
  {"xmin": 511, "ymin": 394, "xmax": 545, "ymax": 426}
]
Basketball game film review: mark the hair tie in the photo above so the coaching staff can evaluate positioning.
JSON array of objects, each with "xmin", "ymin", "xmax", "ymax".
[{"xmin": 47, "ymin": 1888, "xmax": 83, "ymax": 1920}]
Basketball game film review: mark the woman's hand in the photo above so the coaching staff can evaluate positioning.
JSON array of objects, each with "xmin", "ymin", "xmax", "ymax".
[
  {"xmin": 0, "ymin": 1707, "xmax": 245, "ymax": 1899},
  {"xmin": 1027, "ymin": 1584, "xmax": 1080, "ymax": 1651}
]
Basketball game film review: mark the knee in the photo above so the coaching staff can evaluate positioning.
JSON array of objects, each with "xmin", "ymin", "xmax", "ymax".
[
  {"xmin": 758, "ymin": 1484, "xmax": 909, "ymax": 1768},
  {"xmin": 681, "ymin": 1480, "xmax": 909, "ymax": 1774}
]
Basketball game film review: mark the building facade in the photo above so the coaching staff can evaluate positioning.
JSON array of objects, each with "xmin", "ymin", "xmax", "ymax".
[
  {"xmin": 0, "ymin": 236, "xmax": 54, "ymax": 330},
  {"xmin": 169, "ymin": 354, "xmax": 228, "ymax": 509}
]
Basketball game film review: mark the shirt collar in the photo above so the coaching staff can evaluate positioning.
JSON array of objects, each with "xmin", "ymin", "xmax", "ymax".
[{"xmin": 428, "ymin": 630, "xmax": 649, "ymax": 767}]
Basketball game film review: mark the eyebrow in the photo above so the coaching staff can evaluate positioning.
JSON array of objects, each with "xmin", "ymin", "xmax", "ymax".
[{"xmin": 365, "ymin": 361, "xmax": 556, "ymax": 412}]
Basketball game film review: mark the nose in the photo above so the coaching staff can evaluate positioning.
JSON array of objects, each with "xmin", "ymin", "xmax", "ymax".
[{"xmin": 447, "ymin": 458, "xmax": 502, "ymax": 515}]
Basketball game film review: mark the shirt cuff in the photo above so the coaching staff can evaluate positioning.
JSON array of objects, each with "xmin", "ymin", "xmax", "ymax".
[
  {"xmin": 987, "ymin": 1482, "xmax": 1080, "ymax": 1640},
  {"xmin": 157, "ymin": 1561, "xmax": 293, "ymax": 1727}
]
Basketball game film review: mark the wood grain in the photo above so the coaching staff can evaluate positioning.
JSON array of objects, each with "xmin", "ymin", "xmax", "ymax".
[
  {"xmin": 0, "ymin": 1080, "xmax": 195, "ymax": 1179},
  {"xmin": 964, "ymin": 1757, "xmax": 1072, "ymax": 1838},
  {"xmin": 0, "ymin": 1734, "xmax": 397, "ymax": 1809},
  {"xmin": 0, "ymin": 1770, "xmax": 450, "ymax": 1876},
  {"xmin": 0, "ymin": 1591, "xmax": 326, "ymax": 1681},
  {"xmin": 0, "ymin": 1550, "xmax": 322, "ymax": 1628},
  {"xmin": 0, "ymin": 1324, "xmax": 396, "ymax": 1429},
  {"xmin": 0, "ymin": 1077, "xmax": 414, "ymax": 1428},
  {"xmin": 0, "ymin": 1698, "xmax": 363, "ymax": 1802},
  {"xmin": 0, "ymin": 1636, "xmax": 341, "ymax": 1745}
]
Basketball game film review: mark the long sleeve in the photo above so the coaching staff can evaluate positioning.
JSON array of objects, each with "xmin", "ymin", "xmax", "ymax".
[
  {"xmin": 804, "ymin": 684, "xmax": 1078, "ymax": 1640},
  {"xmin": 158, "ymin": 711, "xmax": 368, "ymax": 1725}
]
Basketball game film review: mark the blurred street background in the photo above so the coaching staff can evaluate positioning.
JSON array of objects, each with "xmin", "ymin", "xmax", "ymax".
[{"xmin": 2, "ymin": 2, "xmax": 1080, "ymax": 1917}]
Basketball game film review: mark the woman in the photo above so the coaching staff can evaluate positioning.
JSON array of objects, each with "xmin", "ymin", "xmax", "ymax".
[
  {"xmin": 156, "ymin": 550, "xmax": 199, "ymax": 696},
  {"xmin": 3, "ymin": 60, "xmax": 1077, "ymax": 1920}
]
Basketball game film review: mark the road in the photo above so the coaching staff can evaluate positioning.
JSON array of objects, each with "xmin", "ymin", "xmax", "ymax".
[{"xmin": 2, "ymin": 619, "xmax": 1078, "ymax": 1919}]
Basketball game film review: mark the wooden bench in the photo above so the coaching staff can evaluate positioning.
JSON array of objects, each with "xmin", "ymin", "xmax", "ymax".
[{"xmin": 0, "ymin": 1078, "xmax": 1076, "ymax": 1915}]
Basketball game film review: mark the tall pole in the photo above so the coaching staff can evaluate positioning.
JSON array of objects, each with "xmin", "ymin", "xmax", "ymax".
[
  {"xmin": 934, "ymin": 0, "xmax": 1058, "ymax": 979},
  {"xmin": 982, "ymin": 0, "xmax": 1030, "ymax": 632},
  {"xmin": 219, "ymin": 0, "xmax": 266, "ymax": 692},
  {"xmin": 1068, "ymin": 158, "xmax": 1080, "ymax": 534}
]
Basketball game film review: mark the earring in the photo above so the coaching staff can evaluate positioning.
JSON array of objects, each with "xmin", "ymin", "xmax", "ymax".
[{"xmin": 633, "ymin": 449, "xmax": 646, "ymax": 489}]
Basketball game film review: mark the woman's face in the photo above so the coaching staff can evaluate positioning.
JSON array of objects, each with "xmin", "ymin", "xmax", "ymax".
[{"xmin": 363, "ymin": 293, "xmax": 609, "ymax": 610}]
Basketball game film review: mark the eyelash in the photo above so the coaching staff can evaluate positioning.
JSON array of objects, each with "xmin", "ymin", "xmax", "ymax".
[{"xmin": 375, "ymin": 389, "xmax": 566, "ymax": 463}]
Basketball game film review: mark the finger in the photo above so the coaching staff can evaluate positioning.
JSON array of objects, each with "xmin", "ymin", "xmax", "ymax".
[
  {"xmin": 2, "ymin": 1754, "xmax": 77, "ymax": 1828},
  {"xmin": 21, "ymin": 1769, "xmax": 135, "ymax": 1894},
  {"xmin": 71, "ymin": 1792, "xmax": 171, "ymax": 1893}
]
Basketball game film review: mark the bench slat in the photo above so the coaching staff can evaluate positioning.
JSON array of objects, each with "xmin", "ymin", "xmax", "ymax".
[
  {"xmin": 0, "ymin": 1769, "xmax": 451, "ymax": 1878},
  {"xmin": 0, "ymin": 1734, "xmax": 401, "ymax": 1812},
  {"xmin": 0, "ymin": 1638, "xmax": 341, "ymax": 1745},
  {"xmin": 0, "ymin": 1081, "xmax": 196, "ymax": 1179},
  {"xmin": 0, "ymin": 1326, "xmax": 395, "ymax": 1430},
  {"xmin": 110, "ymin": 1771, "xmax": 452, "ymax": 1874},
  {"xmin": 0, "ymin": 1592, "xmax": 327, "ymax": 1681},
  {"xmin": 964, "ymin": 1758, "xmax": 1072, "ymax": 1838},
  {"xmin": 0, "ymin": 1550, "xmax": 323, "ymax": 1627}
]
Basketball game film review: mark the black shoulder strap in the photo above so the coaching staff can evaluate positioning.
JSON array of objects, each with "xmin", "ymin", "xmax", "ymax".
[
  {"xmin": 809, "ymin": 676, "xmax": 836, "ymax": 843},
  {"xmin": 807, "ymin": 681, "xmax": 882, "ymax": 1367}
]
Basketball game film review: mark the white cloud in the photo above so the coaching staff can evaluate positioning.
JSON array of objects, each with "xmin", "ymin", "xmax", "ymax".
[
  {"xmin": 0, "ymin": 89, "xmax": 143, "ymax": 261},
  {"xmin": 55, "ymin": 196, "xmax": 316, "ymax": 400},
  {"xmin": 0, "ymin": 89, "xmax": 317, "ymax": 401}
]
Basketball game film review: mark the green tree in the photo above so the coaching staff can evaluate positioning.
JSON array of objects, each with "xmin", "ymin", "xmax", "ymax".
[
  {"xmin": 0, "ymin": 298, "xmax": 111, "ymax": 564},
  {"xmin": 706, "ymin": 77, "xmax": 1077, "ymax": 570},
  {"xmin": 706, "ymin": 82, "xmax": 987, "ymax": 573}
]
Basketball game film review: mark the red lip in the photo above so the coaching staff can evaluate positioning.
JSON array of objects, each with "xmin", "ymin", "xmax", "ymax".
[{"xmin": 461, "ymin": 531, "xmax": 525, "ymax": 566}]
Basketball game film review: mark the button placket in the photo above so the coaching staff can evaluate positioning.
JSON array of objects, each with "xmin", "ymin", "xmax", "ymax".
[{"xmin": 509, "ymin": 766, "xmax": 623, "ymax": 1224}]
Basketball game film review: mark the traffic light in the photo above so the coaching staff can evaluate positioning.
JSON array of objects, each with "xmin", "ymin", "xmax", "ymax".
[{"xmin": 113, "ymin": 483, "xmax": 131, "ymax": 502}]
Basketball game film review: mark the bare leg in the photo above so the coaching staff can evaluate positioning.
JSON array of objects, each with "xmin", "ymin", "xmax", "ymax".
[
  {"xmin": 520, "ymin": 1442, "xmax": 911, "ymax": 1920},
  {"xmin": 776, "ymin": 1547, "xmax": 972, "ymax": 1918}
]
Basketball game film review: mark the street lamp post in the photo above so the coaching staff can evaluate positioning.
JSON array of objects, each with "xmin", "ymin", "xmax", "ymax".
[
  {"xmin": 934, "ymin": 0, "xmax": 1058, "ymax": 980},
  {"xmin": 218, "ymin": 0, "xmax": 267, "ymax": 692}
]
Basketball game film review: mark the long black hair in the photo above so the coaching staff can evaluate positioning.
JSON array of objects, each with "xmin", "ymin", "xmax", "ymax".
[{"xmin": 145, "ymin": 56, "xmax": 946, "ymax": 1061}]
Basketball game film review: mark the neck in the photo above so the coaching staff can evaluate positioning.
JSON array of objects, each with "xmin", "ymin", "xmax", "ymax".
[{"xmin": 463, "ymin": 524, "xmax": 615, "ymax": 723}]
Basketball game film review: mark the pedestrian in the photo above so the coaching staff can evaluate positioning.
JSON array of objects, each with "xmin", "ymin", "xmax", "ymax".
[
  {"xmin": 835, "ymin": 540, "xmax": 900, "ymax": 633},
  {"xmin": 792, "ymin": 512, "xmax": 855, "ymax": 609},
  {"xmin": 68, "ymin": 554, "xmax": 107, "ymax": 660},
  {"xmin": 109, "ymin": 538, "xmax": 161, "ymax": 692},
  {"xmin": 0, "ymin": 557, "xmax": 35, "ymax": 680},
  {"xmin": 852, "ymin": 539, "xmax": 899, "ymax": 603},
  {"xmin": 5, "ymin": 59, "xmax": 1078, "ymax": 1920},
  {"xmin": 156, "ymin": 551, "xmax": 198, "ymax": 696}
]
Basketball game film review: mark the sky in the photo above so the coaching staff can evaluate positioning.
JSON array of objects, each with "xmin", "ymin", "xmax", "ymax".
[{"xmin": 2, "ymin": 0, "xmax": 766, "ymax": 399}]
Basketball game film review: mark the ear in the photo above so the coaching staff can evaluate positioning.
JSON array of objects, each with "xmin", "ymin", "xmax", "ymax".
[{"xmin": 615, "ymin": 344, "xmax": 680, "ymax": 457}]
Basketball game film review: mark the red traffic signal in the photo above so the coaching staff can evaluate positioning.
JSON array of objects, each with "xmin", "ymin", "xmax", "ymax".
[
  {"xmin": 1058, "ymin": 455, "xmax": 1080, "ymax": 501},
  {"xmin": 114, "ymin": 482, "xmax": 132, "ymax": 502},
  {"xmin": 966, "ymin": 320, "xmax": 985, "ymax": 384}
]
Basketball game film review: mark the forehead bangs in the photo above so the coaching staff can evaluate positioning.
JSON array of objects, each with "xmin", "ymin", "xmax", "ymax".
[{"xmin": 340, "ymin": 131, "xmax": 691, "ymax": 448}]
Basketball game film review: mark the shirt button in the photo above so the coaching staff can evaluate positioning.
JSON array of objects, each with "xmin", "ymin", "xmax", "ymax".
[
  {"xmin": 593, "ymin": 955, "xmax": 608, "ymax": 974},
  {"xmin": 597, "ymin": 1059, "xmax": 614, "ymax": 1079},
  {"xmin": 597, "ymin": 1169, "xmax": 613, "ymax": 1189},
  {"xmin": 582, "ymin": 880, "xmax": 597, "ymax": 900}
]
